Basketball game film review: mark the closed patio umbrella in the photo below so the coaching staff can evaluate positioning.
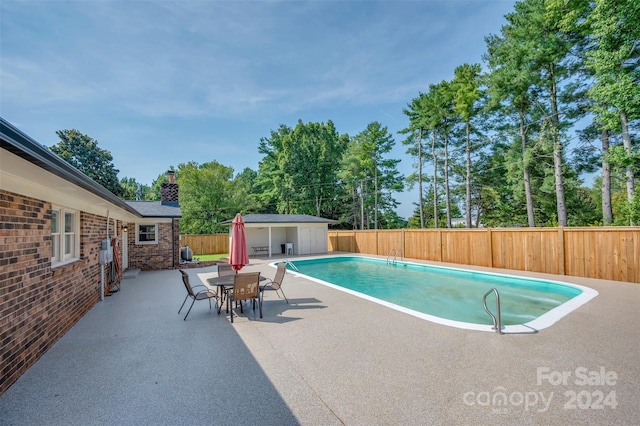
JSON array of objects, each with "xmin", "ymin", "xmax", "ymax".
[{"xmin": 229, "ymin": 213, "xmax": 249, "ymax": 272}]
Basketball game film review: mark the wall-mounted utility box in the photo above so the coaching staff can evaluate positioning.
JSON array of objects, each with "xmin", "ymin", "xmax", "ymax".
[{"xmin": 99, "ymin": 239, "xmax": 113, "ymax": 264}]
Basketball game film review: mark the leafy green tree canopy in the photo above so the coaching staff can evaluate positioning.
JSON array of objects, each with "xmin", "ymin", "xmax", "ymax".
[
  {"xmin": 257, "ymin": 120, "xmax": 349, "ymax": 217},
  {"xmin": 51, "ymin": 129, "xmax": 123, "ymax": 196},
  {"xmin": 177, "ymin": 161, "xmax": 240, "ymax": 234}
]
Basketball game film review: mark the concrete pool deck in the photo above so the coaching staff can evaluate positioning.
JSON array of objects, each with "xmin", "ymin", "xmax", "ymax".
[{"xmin": 1, "ymin": 254, "xmax": 638, "ymax": 425}]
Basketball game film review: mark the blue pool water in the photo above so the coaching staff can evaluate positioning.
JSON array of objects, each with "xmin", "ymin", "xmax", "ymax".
[{"xmin": 283, "ymin": 256, "xmax": 598, "ymax": 331}]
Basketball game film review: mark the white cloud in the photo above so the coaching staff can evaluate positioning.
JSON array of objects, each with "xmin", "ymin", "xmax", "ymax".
[{"xmin": 1, "ymin": 0, "xmax": 517, "ymax": 218}]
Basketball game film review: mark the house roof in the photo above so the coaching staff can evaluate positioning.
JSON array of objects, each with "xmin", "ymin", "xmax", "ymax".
[
  {"xmin": 221, "ymin": 214, "xmax": 337, "ymax": 225},
  {"xmin": 125, "ymin": 201, "xmax": 181, "ymax": 218},
  {"xmin": 1, "ymin": 117, "xmax": 180, "ymax": 219},
  {"xmin": 1, "ymin": 117, "xmax": 144, "ymax": 218}
]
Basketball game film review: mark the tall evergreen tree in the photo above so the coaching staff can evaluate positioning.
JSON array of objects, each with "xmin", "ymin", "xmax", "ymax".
[
  {"xmin": 585, "ymin": 0, "xmax": 640, "ymax": 225},
  {"xmin": 452, "ymin": 63, "xmax": 484, "ymax": 227},
  {"xmin": 484, "ymin": 29, "xmax": 540, "ymax": 227},
  {"xmin": 496, "ymin": 0, "xmax": 580, "ymax": 226},
  {"xmin": 401, "ymin": 95, "xmax": 429, "ymax": 228},
  {"xmin": 347, "ymin": 122, "xmax": 404, "ymax": 229}
]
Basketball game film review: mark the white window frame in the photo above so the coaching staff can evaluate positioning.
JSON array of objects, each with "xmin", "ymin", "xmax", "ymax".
[
  {"xmin": 51, "ymin": 205, "xmax": 80, "ymax": 267},
  {"xmin": 135, "ymin": 223, "xmax": 158, "ymax": 245}
]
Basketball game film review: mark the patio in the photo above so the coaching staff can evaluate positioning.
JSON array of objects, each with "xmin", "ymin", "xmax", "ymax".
[{"xmin": 1, "ymin": 255, "xmax": 638, "ymax": 425}]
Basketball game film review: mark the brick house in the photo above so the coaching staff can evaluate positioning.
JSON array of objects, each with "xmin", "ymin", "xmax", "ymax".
[{"xmin": 0, "ymin": 117, "xmax": 181, "ymax": 394}]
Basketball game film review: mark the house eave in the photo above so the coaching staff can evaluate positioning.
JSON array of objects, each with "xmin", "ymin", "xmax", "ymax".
[{"xmin": 1, "ymin": 117, "xmax": 142, "ymax": 218}]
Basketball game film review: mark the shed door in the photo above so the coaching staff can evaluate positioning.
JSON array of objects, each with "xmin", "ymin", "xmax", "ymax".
[
  {"xmin": 299, "ymin": 227, "xmax": 326, "ymax": 254},
  {"xmin": 299, "ymin": 228, "xmax": 311, "ymax": 255}
]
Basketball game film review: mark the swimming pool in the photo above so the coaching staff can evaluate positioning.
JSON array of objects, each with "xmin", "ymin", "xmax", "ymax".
[{"xmin": 279, "ymin": 256, "xmax": 598, "ymax": 332}]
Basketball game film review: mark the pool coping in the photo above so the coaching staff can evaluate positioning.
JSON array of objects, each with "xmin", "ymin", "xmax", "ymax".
[{"xmin": 273, "ymin": 254, "xmax": 599, "ymax": 333}]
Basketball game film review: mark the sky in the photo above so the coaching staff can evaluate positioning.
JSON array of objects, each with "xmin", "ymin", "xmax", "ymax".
[{"xmin": 1, "ymin": 0, "xmax": 517, "ymax": 219}]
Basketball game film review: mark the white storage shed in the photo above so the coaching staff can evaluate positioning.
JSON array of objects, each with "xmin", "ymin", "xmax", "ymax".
[{"xmin": 223, "ymin": 214, "xmax": 337, "ymax": 257}]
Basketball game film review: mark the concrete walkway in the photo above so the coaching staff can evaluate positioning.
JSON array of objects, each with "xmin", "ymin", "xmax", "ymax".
[{"xmin": 1, "ymin": 255, "xmax": 638, "ymax": 425}]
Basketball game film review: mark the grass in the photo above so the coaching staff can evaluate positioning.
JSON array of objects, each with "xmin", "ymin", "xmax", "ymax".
[{"xmin": 194, "ymin": 253, "xmax": 228, "ymax": 262}]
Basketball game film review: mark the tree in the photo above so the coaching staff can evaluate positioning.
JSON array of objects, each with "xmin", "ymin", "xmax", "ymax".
[
  {"xmin": 119, "ymin": 177, "xmax": 151, "ymax": 200},
  {"xmin": 338, "ymin": 139, "xmax": 367, "ymax": 229},
  {"xmin": 257, "ymin": 120, "xmax": 349, "ymax": 218},
  {"xmin": 401, "ymin": 95, "xmax": 430, "ymax": 228},
  {"xmin": 177, "ymin": 161, "xmax": 239, "ymax": 234},
  {"xmin": 431, "ymin": 80, "xmax": 457, "ymax": 228},
  {"xmin": 452, "ymin": 63, "xmax": 483, "ymax": 228},
  {"xmin": 585, "ymin": 0, "xmax": 640, "ymax": 225},
  {"xmin": 407, "ymin": 184, "xmax": 462, "ymax": 228},
  {"xmin": 494, "ymin": 0, "xmax": 583, "ymax": 226},
  {"xmin": 51, "ymin": 129, "xmax": 123, "ymax": 196},
  {"xmin": 230, "ymin": 168, "xmax": 262, "ymax": 214},
  {"xmin": 343, "ymin": 122, "xmax": 404, "ymax": 229},
  {"xmin": 402, "ymin": 83, "xmax": 457, "ymax": 228},
  {"xmin": 484, "ymin": 29, "xmax": 540, "ymax": 227}
]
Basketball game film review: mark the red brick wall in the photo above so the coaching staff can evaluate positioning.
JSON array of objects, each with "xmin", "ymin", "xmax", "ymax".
[
  {"xmin": 127, "ymin": 220, "xmax": 180, "ymax": 270},
  {"xmin": 0, "ymin": 190, "xmax": 119, "ymax": 394}
]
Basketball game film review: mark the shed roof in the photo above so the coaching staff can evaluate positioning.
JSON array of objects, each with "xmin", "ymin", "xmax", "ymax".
[{"xmin": 221, "ymin": 214, "xmax": 337, "ymax": 225}]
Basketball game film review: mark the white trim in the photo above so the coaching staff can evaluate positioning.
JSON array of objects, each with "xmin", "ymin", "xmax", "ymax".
[
  {"xmin": 135, "ymin": 222, "xmax": 158, "ymax": 245},
  {"xmin": 1, "ymin": 149, "xmax": 138, "ymax": 222},
  {"xmin": 51, "ymin": 205, "xmax": 80, "ymax": 267}
]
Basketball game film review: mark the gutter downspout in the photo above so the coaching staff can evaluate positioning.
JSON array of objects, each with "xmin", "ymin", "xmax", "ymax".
[{"xmin": 101, "ymin": 209, "xmax": 110, "ymax": 301}]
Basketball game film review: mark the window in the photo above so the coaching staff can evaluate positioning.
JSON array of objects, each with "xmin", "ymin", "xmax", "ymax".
[
  {"xmin": 136, "ymin": 224, "xmax": 157, "ymax": 244},
  {"xmin": 51, "ymin": 206, "xmax": 79, "ymax": 266}
]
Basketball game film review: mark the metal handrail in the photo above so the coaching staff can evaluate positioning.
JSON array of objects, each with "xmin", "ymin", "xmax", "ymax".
[
  {"xmin": 386, "ymin": 249, "xmax": 397, "ymax": 265},
  {"xmin": 483, "ymin": 288, "xmax": 503, "ymax": 334},
  {"xmin": 282, "ymin": 259, "xmax": 299, "ymax": 272},
  {"xmin": 392, "ymin": 250, "xmax": 402, "ymax": 264}
]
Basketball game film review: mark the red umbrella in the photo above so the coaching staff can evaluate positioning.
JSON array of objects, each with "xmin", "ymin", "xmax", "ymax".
[{"xmin": 229, "ymin": 213, "xmax": 249, "ymax": 272}]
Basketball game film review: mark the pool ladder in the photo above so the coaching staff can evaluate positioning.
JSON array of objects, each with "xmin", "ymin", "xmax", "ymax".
[
  {"xmin": 386, "ymin": 249, "xmax": 402, "ymax": 266},
  {"xmin": 483, "ymin": 288, "xmax": 503, "ymax": 334},
  {"xmin": 282, "ymin": 259, "xmax": 299, "ymax": 272},
  {"xmin": 482, "ymin": 288, "xmax": 538, "ymax": 335}
]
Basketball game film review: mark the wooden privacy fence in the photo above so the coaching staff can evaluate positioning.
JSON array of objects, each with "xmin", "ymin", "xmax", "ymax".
[
  {"xmin": 328, "ymin": 227, "xmax": 640, "ymax": 284},
  {"xmin": 180, "ymin": 234, "xmax": 229, "ymax": 255}
]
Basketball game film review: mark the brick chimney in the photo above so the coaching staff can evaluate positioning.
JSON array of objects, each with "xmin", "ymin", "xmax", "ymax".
[{"xmin": 161, "ymin": 170, "xmax": 179, "ymax": 206}]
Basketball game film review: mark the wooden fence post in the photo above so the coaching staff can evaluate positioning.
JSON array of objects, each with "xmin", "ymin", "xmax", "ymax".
[{"xmin": 487, "ymin": 227, "xmax": 493, "ymax": 268}]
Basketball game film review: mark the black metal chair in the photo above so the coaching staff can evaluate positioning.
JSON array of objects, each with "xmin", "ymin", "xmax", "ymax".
[{"xmin": 178, "ymin": 270, "xmax": 218, "ymax": 320}]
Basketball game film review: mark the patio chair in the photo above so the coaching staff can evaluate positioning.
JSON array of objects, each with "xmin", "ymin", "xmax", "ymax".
[
  {"xmin": 228, "ymin": 272, "xmax": 261, "ymax": 323},
  {"xmin": 178, "ymin": 270, "xmax": 219, "ymax": 320},
  {"xmin": 215, "ymin": 262, "xmax": 236, "ymax": 309},
  {"xmin": 260, "ymin": 262, "xmax": 289, "ymax": 306},
  {"xmin": 217, "ymin": 262, "xmax": 235, "ymax": 276}
]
